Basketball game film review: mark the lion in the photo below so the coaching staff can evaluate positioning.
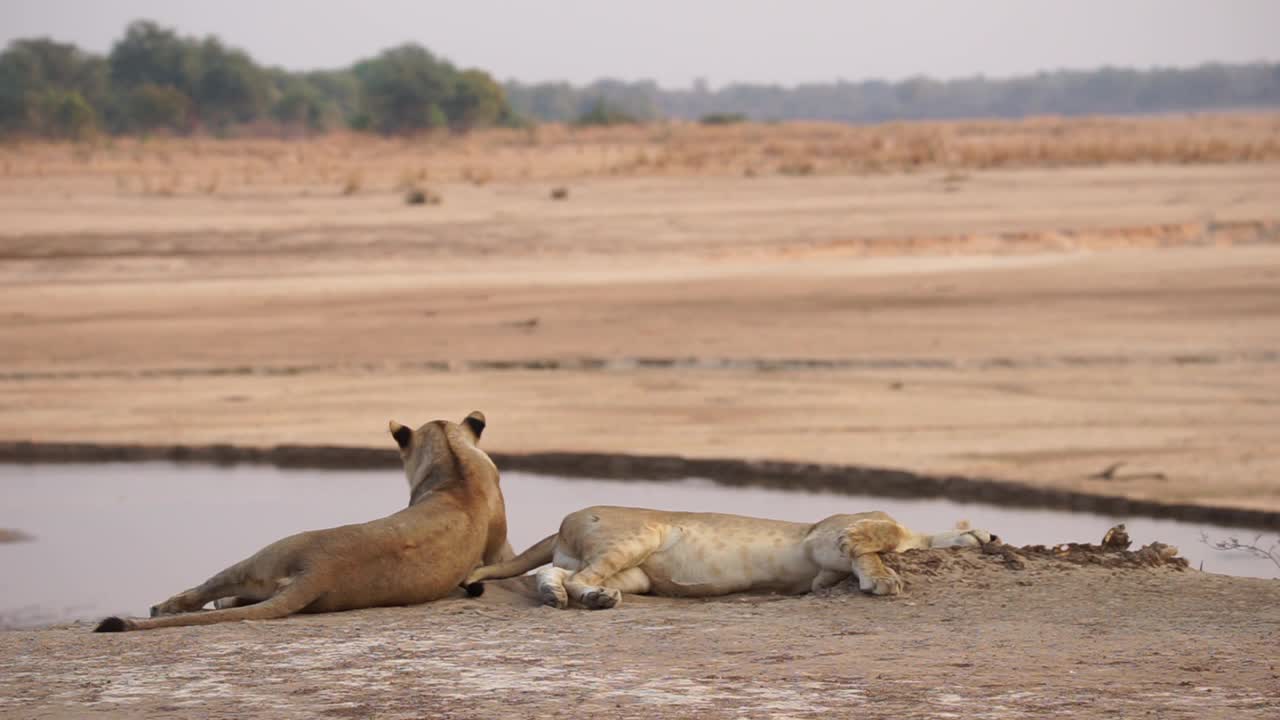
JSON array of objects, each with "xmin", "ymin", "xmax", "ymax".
[
  {"xmin": 466, "ymin": 506, "xmax": 994, "ymax": 609},
  {"xmin": 95, "ymin": 412, "xmax": 512, "ymax": 632}
]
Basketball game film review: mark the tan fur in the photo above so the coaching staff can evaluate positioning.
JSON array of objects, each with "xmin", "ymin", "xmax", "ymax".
[
  {"xmin": 467, "ymin": 506, "xmax": 993, "ymax": 609},
  {"xmin": 95, "ymin": 412, "xmax": 513, "ymax": 631}
]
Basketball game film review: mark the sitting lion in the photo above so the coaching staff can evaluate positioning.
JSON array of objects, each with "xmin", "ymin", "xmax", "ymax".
[
  {"xmin": 95, "ymin": 412, "xmax": 512, "ymax": 632},
  {"xmin": 466, "ymin": 506, "xmax": 993, "ymax": 609}
]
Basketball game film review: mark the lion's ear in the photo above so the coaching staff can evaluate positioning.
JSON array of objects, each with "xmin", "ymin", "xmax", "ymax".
[
  {"xmin": 389, "ymin": 420, "xmax": 413, "ymax": 449},
  {"xmin": 462, "ymin": 411, "xmax": 486, "ymax": 442}
]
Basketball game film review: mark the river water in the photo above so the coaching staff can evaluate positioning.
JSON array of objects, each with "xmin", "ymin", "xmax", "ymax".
[{"xmin": 1, "ymin": 462, "xmax": 1275, "ymax": 627}]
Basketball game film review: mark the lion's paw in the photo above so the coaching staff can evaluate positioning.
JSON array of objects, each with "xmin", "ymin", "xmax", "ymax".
[
  {"xmin": 581, "ymin": 587, "xmax": 621, "ymax": 610},
  {"xmin": 149, "ymin": 602, "xmax": 180, "ymax": 617},
  {"xmin": 933, "ymin": 528, "xmax": 996, "ymax": 548},
  {"xmin": 861, "ymin": 569, "xmax": 904, "ymax": 596},
  {"xmin": 150, "ymin": 595, "xmax": 196, "ymax": 617},
  {"xmin": 538, "ymin": 583, "xmax": 569, "ymax": 610}
]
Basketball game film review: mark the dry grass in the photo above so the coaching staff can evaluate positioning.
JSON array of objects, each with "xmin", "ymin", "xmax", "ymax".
[
  {"xmin": 403, "ymin": 185, "xmax": 441, "ymax": 205},
  {"xmin": 340, "ymin": 169, "xmax": 363, "ymax": 196},
  {"xmin": 0, "ymin": 113, "xmax": 1277, "ymax": 197}
]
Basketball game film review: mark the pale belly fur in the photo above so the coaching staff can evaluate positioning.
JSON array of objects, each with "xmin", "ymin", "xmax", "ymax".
[{"xmin": 640, "ymin": 519, "xmax": 821, "ymax": 596}]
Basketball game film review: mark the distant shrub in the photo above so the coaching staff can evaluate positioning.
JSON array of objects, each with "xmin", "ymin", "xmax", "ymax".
[
  {"xmin": 699, "ymin": 112, "xmax": 747, "ymax": 126},
  {"xmin": 574, "ymin": 99, "xmax": 638, "ymax": 127},
  {"xmin": 346, "ymin": 112, "xmax": 372, "ymax": 131},
  {"xmin": 341, "ymin": 170, "xmax": 363, "ymax": 196},
  {"xmin": 497, "ymin": 108, "xmax": 533, "ymax": 129},
  {"xmin": 404, "ymin": 186, "xmax": 441, "ymax": 205},
  {"xmin": 424, "ymin": 104, "xmax": 448, "ymax": 131},
  {"xmin": 126, "ymin": 84, "xmax": 191, "ymax": 133},
  {"xmin": 778, "ymin": 159, "xmax": 816, "ymax": 176},
  {"xmin": 272, "ymin": 85, "xmax": 327, "ymax": 131},
  {"xmin": 461, "ymin": 165, "xmax": 491, "ymax": 186},
  {"xmin": 37, "ymin": 90, "xmax": 98, "ymax": 140},
  {"xmin": 550, "ymin": 186, "xmax": 569, "ymax": 200}
]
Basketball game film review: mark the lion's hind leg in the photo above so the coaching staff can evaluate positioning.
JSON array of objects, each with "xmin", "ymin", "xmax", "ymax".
[
  {"xmin": 212, "ymin": 595, "xmax": 267, "ymax": 610},
  {"xmin": 601, "ymin": 567, "xmax": 651, "ymax": 595},
  {"xmin": 151, "ymin": 579, "xmax": 237, "ymax": 617},
  {"xmin": 149, "ymin": 562, "xmax": 277, "ymax": 617},
  {"xmin": 561, "ymin": 544, "xmax": 656, "ymax": 610},
  {"xmin": 535, "ymin": 565, "xmax": 651, "ymax": 610},
  {"xmin": 839, "ymin": 519, "xmax": 913, "ymax": 596}
]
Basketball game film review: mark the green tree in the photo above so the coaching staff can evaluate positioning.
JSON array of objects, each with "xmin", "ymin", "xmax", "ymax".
[
  {"xmin": 301, "ymin": 69, "xmax": 360, "ymax": 125},
  {"xmin": 272, "ymin": 81, "xmax": 326, "ymax": 131},
  {"xmin": 191, "ymin": 38, "xmax": 269, "ymax": 128},
  {"xmin": 32, "ymin": 89, "xmax": 98, "ymax": 139},
  {"xmin": 353, "ymin": 44, "xmax": 458, "ymax": 133},
  {"xmin": 447, "ymin": 69, "xmax": 505, "ymax": 130},
  {"xmin": 0, "ymin": 38, "xmax": 107, "ymax": 134},
  {"xmin": 108, "ymin": 21, "xmax": 199, "ymax": 93},
  {"xmin": 424, "ymin": 103, "xmax": 448, "ymax": 129},
  {"xmin": 126, "ymin": 84, "xmax": 191, "ymax": 132}
]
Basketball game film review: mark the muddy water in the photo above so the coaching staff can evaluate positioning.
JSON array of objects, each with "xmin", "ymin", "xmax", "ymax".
[{"xmin": 1, "ymin": 462, "xmax": 1275, "ymax": 628}]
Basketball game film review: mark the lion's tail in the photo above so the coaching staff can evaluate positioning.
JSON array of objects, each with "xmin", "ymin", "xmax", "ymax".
[
  {"xmin": 465, "ymin": 533, "xmax": 558, "ymax": 584},
  {"xmin": 94, "ymin": 574, "xmax": 323, "ymax": 633}
]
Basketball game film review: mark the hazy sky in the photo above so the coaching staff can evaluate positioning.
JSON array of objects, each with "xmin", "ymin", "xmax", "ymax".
[{"xmin": 4, "ymin": 1, "xmax": 1277, "ymax": 88}]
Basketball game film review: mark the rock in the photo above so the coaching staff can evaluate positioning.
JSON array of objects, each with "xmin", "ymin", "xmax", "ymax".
[
  {"xmin": 0, "ymin": 528, "xmax": 33, "ymax": 543},
  {"xmin": 1102, "ymin": 524, "xmax": 1132, "ymax": 550}
]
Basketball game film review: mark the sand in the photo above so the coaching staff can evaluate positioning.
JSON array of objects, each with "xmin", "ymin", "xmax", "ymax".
[{"xmin": 2, "ymin": 162, "xmax": 1278, "ymax": 512}]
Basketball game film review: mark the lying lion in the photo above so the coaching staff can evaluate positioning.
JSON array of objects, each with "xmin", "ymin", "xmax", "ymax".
[
  {"xmin": 466, "ymin": 506, "xmax": 994, "ymax": 609},
  {"xmin": 95, "ymin": 412, "xmax": 511, "ymax": 632}
]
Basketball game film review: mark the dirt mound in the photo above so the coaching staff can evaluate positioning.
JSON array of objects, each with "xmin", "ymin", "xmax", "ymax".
[
  {"xmin": 883, "ymin": 525, "xmax": 1188, "ymax": 592},
  {"xmin": 1007, "ymin": 540, "xmax": 1186, "ymax": 569}
]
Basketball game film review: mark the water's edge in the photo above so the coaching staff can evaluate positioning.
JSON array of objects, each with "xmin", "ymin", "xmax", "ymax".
[{"xmin": 2, "ymin": 440, "xmax": 1276, "ymax": 531}]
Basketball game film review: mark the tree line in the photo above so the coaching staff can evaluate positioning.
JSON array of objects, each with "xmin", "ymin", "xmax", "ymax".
[
  {"xmin": 505, "ymin": 64, "xmax": 1280, "ymax": 124},
  {"xmin": 3, "ymin": 19, "xmax": 1278, "ymax": 140},
  {"xmin": 0, "ymin": 20, "xmax": 517, "ymax": 139}
]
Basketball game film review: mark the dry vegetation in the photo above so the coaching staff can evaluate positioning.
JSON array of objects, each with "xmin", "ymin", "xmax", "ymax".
[{"xmin": 0, "ymin": 113, "xmax": 1277, "ymax": 198}]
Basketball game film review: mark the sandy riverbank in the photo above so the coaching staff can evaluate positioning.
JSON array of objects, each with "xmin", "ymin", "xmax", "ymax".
[{"xmin": 2, "ymin": 541, "xmax": 1276, "ymax": 719}]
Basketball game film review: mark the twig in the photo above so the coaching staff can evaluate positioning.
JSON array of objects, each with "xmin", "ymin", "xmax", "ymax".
[
  {"xmin": 1088, "ymin": 461, "xmax": 1167, "ymax": 482},
  {"xmin": 1089, "ymin": 462, "xmax": 1126, "ymax": 480},
  {"xmin": 1199, "ymin": 531, "xmax": 1280, "ymax": 569}
]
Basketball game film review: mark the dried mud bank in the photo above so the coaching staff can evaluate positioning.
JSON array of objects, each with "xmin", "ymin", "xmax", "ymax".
[
  {"xmin": 4, "ymin": 216, "xmax": 1278, "ymax": 261},
  {"xmin": 2, "ymin": 348, "xmax": 1276, "ymax": 383},
  {"xmin": 4, "ymin": 440, "xmax": 1278, "ymax": 531}
]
